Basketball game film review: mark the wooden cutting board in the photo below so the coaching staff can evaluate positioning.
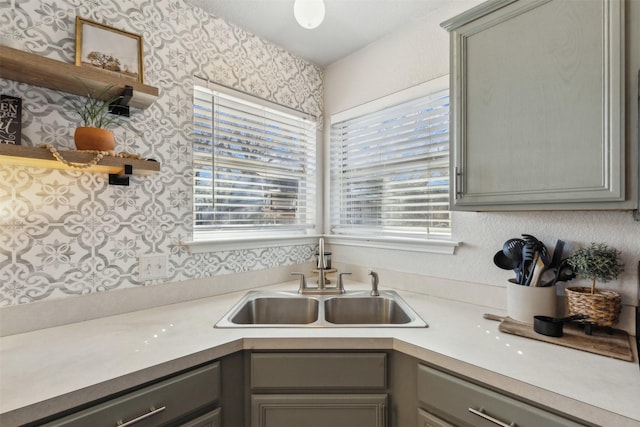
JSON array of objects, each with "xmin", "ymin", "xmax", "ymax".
[{"xmin": 483, "ymin": 313, "xmax": 634, "ymax": 362}]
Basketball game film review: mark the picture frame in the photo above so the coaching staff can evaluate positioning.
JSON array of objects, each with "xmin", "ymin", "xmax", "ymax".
[{"xmin": 75, "ymin": 17, "xmax": 144, "ymax": 83}]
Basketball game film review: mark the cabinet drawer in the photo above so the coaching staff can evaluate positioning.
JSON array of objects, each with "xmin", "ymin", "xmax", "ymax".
[
  {"xmin": 42, "ymin": 362, "xmax": 220, "ymax": 427},
  {"xmin": 251, "ymin": 394, "xmax": 387, "ymax": 427},
  {"xmin": 417, "ymin": 364, "xmax": 586, "ymax": 427},
  {"xmin": 251, "ymin": 353, "xmax": 386, "ymax": 390}
]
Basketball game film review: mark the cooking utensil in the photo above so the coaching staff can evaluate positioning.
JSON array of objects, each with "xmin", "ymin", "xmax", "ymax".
[
  {"xmin": 520, "ymin": 235, "xmax": 538, "ymax": 284},
  {"xmin": 556, "ymin": 263, "xmax": 576, "ymax": 282},
  {"xmin": 501, "ymin": 238, "xmax": 525, "ymax": 284},
  {"xmin": 548, "ymin": 240, "xmax": 565, "ymax": 269},
  {"xmin": 523, "ymin": 251, "xmax": 539, "ymax": 286},
  {"xmin": 541, "ymin": 259, "xmax": 576, "ymax": 287},
  {"xmin": 520, "ymin": 234, "xmax": 548, "ymax": 285},
  {"xmin": 493, "ymin": 250, "xmax": 518, "ymax": 270},
  {"xmin": 502, "ymin": 238, "xmax": 525, "ymax": 262},
  {"xmin": 527, "ymin": 253, "xmax": 547, "ymax": 287},
  {"xmin": 533, "ymin": 314, "xmax": 587, "ymax": 337},
  {"xmin": 493, "ymin": 251, "xmax": 522, "ymax": 283}
]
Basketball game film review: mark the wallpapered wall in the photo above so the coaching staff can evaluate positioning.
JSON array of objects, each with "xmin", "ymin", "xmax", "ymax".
[{"xmin": 0, "ymin": 0, "xmax": 323, "ymax": 306}]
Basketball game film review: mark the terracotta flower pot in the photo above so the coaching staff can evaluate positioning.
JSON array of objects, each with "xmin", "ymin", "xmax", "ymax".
[{"xmin": 74, "ymin": 127, "xmax": 115, "ymax": 151}]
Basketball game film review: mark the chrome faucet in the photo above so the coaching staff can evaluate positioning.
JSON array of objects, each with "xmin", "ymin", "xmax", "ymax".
[
  {"xmin": 291, "ymin": 237, "xmax": 348, "ymax": 295},
  {"xmin": 368, "ymin": 270, "xmax": 379, "ymax": 296},
  {"xmin": 317, "ymin": 237, "xmax": 327, "ymax": 290}
]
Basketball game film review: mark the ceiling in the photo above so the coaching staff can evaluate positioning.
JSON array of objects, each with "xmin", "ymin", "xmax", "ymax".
[{"xmin": 188, "ymin": 0, "xmax": 454, "ymax": 68}]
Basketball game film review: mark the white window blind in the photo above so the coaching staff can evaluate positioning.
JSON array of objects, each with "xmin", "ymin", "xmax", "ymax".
[
  {"xmin": 330, "ymin": 83, "xmax": 451, "ymax": 238},
  {"xmin": 193, "ymin": 83, "xmax": 316, "ymax": 238}
]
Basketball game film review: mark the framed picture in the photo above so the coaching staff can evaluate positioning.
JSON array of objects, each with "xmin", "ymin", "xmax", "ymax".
[{"xmin": 75, "ymin": 17, "xmax": 144, "ymax": 83}]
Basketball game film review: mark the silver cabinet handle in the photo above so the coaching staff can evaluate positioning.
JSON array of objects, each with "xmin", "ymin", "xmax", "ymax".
[
  {"xmin": 117, "ymin": 405, "xmax": 166, "ymax": 427},
  {"xmin": 454, "ymin": 166, "xmax": 464, "ymax": 198},
  {"xmin": 468, "ymin": 407, "xmax": 516, "ymax": 427}
]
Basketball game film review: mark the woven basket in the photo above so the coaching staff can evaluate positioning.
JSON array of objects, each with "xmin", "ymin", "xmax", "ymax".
[{"xmin": 566, "ymin": 287, "xmax": 621, "ymax": 327}]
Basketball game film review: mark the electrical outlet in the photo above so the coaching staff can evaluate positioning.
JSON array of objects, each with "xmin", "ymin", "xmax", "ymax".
[{"xmin": 139, "ymin": 254, "xmax": 167, "ymax": 280}]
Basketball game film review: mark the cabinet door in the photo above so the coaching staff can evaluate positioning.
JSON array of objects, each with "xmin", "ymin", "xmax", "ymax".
[
  {"xmin": 41, "ymin": 363, "xmax": 220, "ymax": 427},
  {"xmin": 417, "ymin": 364, "xmax": 586, "ymax": 427},
  {"xmin": 443, "ymin": 0, "xmax": 626, "ymax": 210},
  {"xmin": 251, "ymin": 394, "xmax": 387, "ymax": 427},
  {"xmin": 180, "ymin": 408, "xmax": 221, "ymax": 427}
]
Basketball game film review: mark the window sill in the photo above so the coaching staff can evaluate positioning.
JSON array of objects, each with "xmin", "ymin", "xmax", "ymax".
[
  {"xmin": 183, "ymin": 234, "xmax": 320, "ymax": 253},
  {"xmin": 182, "ymin": 234, "xmax": 461, "ymax": 255},
  {"xmin": 326, "ymin": 235, "xmax": 461, "ymax": 255}
]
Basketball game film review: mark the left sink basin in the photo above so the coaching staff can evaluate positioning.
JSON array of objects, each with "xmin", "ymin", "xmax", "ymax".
[
  {"xmin": 231, "ymin": 297, "xmax": 319, "ymax": 325},
  {"xmin": 216, "ymin": 292, "xmax": 320, "ymax": 327}
]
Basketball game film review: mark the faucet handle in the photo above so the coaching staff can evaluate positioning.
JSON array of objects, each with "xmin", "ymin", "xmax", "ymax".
[
  {"xmin": 338, "ymin": 272, "xmax": 351, "ymax": 294},
  {"xmin": 291, "ymin": 272, "xmax": 307, "ymax": 294}
]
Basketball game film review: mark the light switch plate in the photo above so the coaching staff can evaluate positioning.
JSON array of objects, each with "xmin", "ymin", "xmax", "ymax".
[{"xmin": 139, "ymin": 254, "xmax": 167, "ymax": 280}]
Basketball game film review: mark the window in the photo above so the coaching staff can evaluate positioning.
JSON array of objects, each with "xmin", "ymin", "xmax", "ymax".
[
  {"xmin": 193, "ymin": 81, "xmax": 317, "ymax": 240},
  {"xmin": 330, "ymin": 77, "xmax": 450, "ymax": 239}
]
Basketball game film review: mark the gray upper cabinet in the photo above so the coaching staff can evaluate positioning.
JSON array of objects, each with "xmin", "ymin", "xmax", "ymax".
[{"xmin": 442, "ymin": 0, "xmax": 627, "ymax": 210}]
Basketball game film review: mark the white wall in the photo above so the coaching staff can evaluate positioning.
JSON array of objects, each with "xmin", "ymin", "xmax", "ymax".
[{"xmin": 323, "ymin": 1, "xmax": 639, "ymax": 328}]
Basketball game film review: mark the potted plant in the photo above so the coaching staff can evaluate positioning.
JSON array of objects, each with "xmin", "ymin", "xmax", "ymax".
[
  {"xmin": 565, "ymin": 242, "xmax": 624, "ymax": 329},
  {"xmin": 66, "ymin": 85, "xmax": 122, "ymax": 151}
]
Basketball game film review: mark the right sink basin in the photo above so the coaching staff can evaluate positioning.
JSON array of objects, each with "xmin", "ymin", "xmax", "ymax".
[{"xmin": 324, "ymin": 296, "xmax": 412, "ymax": 325}]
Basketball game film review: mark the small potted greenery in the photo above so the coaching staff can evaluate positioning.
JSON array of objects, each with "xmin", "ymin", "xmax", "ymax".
[
  {"xmin": 565, "ymin": 243, "xmax": 624, "ymax": 328},
  {"xmin": 66, "ymin": 85, "xmax": 122, "ymax": 151}
]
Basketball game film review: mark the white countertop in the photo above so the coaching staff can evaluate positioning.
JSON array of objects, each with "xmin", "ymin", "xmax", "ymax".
[{"xmin": 0, "ymin": 283, "xmax": 638, "ymax": 427}]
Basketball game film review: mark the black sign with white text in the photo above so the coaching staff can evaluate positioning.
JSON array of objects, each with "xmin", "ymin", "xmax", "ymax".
[{"xmin": 0, "ymin": 95, "xmax": 22, "ymax": 145}]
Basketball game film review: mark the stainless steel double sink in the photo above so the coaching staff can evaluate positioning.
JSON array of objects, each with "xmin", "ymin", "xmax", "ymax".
[{"xmin": 215, "ymin": 290, "xmax": 428, "ymax": 328}]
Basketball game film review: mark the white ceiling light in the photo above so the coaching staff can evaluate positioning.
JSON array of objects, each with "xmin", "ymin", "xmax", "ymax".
[{"xmin": 293, "ymin": 0, "xmax": 326, "ymax": 29}]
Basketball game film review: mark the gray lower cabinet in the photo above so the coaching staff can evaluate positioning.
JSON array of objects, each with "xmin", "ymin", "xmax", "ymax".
[
  {"xmin": 417, "ymin": 364, "xmax": 587, "ymax": 427},
  {"xmin": 250, "ymin": 352, "xmax": 388, "ymax": 427},
  {"xmin": 40, "ymin": 362, "xmax": 221, "ymax": 427}
]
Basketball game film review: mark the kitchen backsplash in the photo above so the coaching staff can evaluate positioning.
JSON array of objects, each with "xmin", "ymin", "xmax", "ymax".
[{"xmin": 0, "ymin": 0, "xmax": 322, "ymax": 306}]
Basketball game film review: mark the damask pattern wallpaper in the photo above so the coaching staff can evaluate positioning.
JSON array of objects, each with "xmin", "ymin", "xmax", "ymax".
[{"xmin": 0, "ymin": 0, "xmax": 323, "ymax": 306}]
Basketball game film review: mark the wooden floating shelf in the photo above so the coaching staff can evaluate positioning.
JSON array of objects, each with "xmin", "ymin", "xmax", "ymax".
[
  {"xmin": 0, "ymin": 46, "xmax": 159, "ymax": 109},
  {"xmin": 0, "ymin": 144, "xmax": 160, "ymax": 176}
]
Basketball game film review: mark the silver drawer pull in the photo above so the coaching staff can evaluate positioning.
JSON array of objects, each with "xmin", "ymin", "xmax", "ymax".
[
  {"xmin": 468, "ymin": 407, "xmax": 516, "ymax": 427},
  {"xmin": 117, "ymin": 405, "xmax": 166, "ymax": 427}
]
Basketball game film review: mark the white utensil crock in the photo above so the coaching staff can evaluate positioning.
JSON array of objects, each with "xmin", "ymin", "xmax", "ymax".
[{"xmin": 506, "ymin": 280, "xmax": 557, "ymax": 324}]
